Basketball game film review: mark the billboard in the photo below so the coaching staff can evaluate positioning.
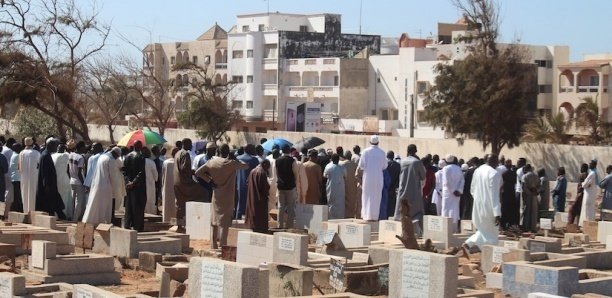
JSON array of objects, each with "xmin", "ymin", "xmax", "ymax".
[{"xmin": 285, "ymin": 102, "xmax": 322, "ymax": 132}]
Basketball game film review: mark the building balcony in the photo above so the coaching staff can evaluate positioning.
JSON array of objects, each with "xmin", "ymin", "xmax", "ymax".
[
  {"xmin": 578, "ymin": 85, "xmax": 599, "ymax": 93},
  {"xmin": 286, "ymin": 86, "xmax": 339, "ymax": 98},
  {"xmin": 215, "ymin": 62, "xmax": 227, "ymax": 69},
  {"xmin": 263, "ymin": 84, "xmax": 278, "ymax": 96},
  {"xmin": 263, "ymin": 109, "xmax": 277, "ymax": 122},
  {"xmin": 559, "ymin": 86, "xmax": 574, "ymax": 93}
]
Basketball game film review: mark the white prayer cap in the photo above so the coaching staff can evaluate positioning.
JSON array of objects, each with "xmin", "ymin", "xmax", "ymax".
[
  {"xmin": 461, "ymin": 164, "xmax": 469, "ymax": 171},
  {"xmin": 24, "ymin": 137, "xmax": 33, "ymax": 146},
  {"xmin": 394, "ymin": 154, "xmax": 401, "ymax": 160},
  {"xmin": 438, "ymin": 160, "xmax": 446, "ymax": 168},
  {"xmin": 445, "ymin": 154, "xmax": 456, "ymax": 163},
  {"xmin": 111, "ymin": 146, "xmax": 121, "ymax": 155},
  {"xmin": 370, "ymin": 135, "xmax": 379, "ymax": 145}
]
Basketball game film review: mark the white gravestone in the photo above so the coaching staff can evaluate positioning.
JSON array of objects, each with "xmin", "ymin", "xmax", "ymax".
[
  {"xmin": 503, "ymin": 241, "xmax": 520, "ymax": 249},
  {"xmin": 186, "ymin": 202, "xmax": 212, "ymax": 240},
  {"xmin": 492, "ymin": 246, "xmax": 511, "ymax": 264},
  {"xmin": 201, "ymin": 262, "xmax": 224, "ymax": 298},
  {"xmin": 428, "ymin": 217, "xmax": 443, "ymax": 232},
  {"xmin": 401, "ymin": 253, "xmax": 431, "ymax": 297},
  {"xmin": 75, "ymin": 288, "xmax": 94, "ymax": 298},
  {"xmin": 279, "ymin": 237, "xmax": 295, "ymax": 252}
]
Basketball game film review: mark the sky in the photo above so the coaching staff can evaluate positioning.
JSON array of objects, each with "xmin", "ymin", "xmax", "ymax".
[{"xmin": 94, "ymin": 0, "xmax": 612, "ymax": 61}]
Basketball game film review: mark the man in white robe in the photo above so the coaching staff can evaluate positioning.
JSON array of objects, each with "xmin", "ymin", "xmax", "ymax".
[
  {"xmin": 356, "ymin": 135, "xmax": 387, "ymax": 220},
  {"xmin": 441, "ymin": 155, "xmax": 464, "ymax": 229},
  {"xmin": 113, "ymin": 152, "xmax": 126, "ymax": 212},
  {"xmin": 18, "ymin": 138, "xmax": 40, "ymax": 214},
  {"xmin": 432, "ymin": 160, "xmax": 446, "ymax": 216},
  {"xmin": 143, "ymin": 147, "xmax": 159, "ymax": 215},
  {"xmin": 2, "ymin": 138, "xmax": 14, "ymax": 212},
  {"xmin": 83, "ymin": 143, "xmax": 103, "ymax": 188},
  {"xmin": 580, "ymin": 159, "xmax": 599, "ymax": 227},
  {"xmin": 82, "ymin": 148, "xmax": 121, "ymax": 225},
  {"xmin": 161, "ymin": 148, "xmax": 178, "ymax": 223},
  {"xmin": 52, "ymin": 145, "xmax": 73, "ymax": 218},
  {"xmin": 462, "ymin": 154, "xmax": 502, "ymax": 255}
]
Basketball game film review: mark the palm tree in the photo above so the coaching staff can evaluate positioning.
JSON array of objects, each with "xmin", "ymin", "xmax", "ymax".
[
  {"xmin": 523, "ymin": 113, "xmax": 570, "ymax": 144},
  {"xmin": 574, "ymin": 96, "xmax": 601, "ymax": 144}
]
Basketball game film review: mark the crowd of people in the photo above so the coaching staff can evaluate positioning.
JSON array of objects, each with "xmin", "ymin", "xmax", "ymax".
[{"xmin": 1, "ymin": 133, "xmax": 611, "ymax": 253}]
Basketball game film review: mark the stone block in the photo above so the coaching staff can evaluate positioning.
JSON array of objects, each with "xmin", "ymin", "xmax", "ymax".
[
  {"xmin": 295, "ymin": 203, "xmax": 329, "ymax": 234},
  {"xmin": 37, "ymin": 254, "xmax": 116, "ymax": 276},
  {"xmin": 502, "ymin": 262, "xmax": 579, "ymax": 297},
  {"xmin": 583, "ymin": 220, "xmax": 598, "ymax": 241},
  {"xmin": 553, "ymin": 212, "xmax": 569, "ymax": 229},
  {"xmin": 368, "ymin": 246, "xmax": 392, "ymax": 264},
  {"xmin": 573, "ymin": 251, "xmax": 612, "ymax": 270},
  {"xmin": 31, "ymin": 240, "xmax": 56, "ymax": 269},
  {"xmin": 458, "ymin": 289, "xmax": 495, "ymax": 298},
  {"xmin": 423, "ymin": 215, "xmax": 455, "ymax": 249},
  {"xmin": 137, "ymin": 237, "xmax": 182, "ymax": 256},
  {"xmin": 379, "ymin": 220, "xmax": 402, "ymax": 244},
  {"xmin": 460, "ymin": 219, "xmax": 475, "ymax": 234},
  {"xmin": 389, "ymin": 249, "xmax": 458, "ymax": 298},
  {"xmin": 481, "ymin": 245, "xmax": 529, "ymax": 273},
  {"xmin": 236, "ymin": 231, "xmax": 274, "ymax": 266},
  {"xmin": 31, "ymin": 214, "xmax": 57, "ymax": 230},
  {"xmin": 227, "ymin": 227, "xmax": 251, "ymax": 247},
  {"xmin": 156, "ymin": 263, "xmax": 189, "ymax": 282},
  {"xmin": 563, "ymin": 233, "xmax": 590, "ymax": 246},
  {"xmin": 186, "ymin": 202, "xmax": 211, "ymax": 240},
  {"xmin": 109, "ymin": 227, "xmax": 137, "ymax": 258},
  {"xmin": 188, "ymin": 257, "xmax": 260, "ymax": 298},
  {"xmin": 138, "ymin": 251, "xmax": 162, "ymax": 273},
  {"xmin": 162, "ymin": 255, "xmax": 188, "ymax": 263},
  {"xmin": 485, "ymin": 272, "xmax": 503, "ymax": 289},
  {"xmin": 140, "ymin": 231, "xmax": 190, "ymax": 251},
  {"xmin": 92, "ymin": 228, "xmax": 111, "ymax": 255},
  {"xmin": 7, "ymin": 212, "xmax": 28, "ymax": 224},
  {"xmin": 338, "ymin": 222, "xmax": 371, "ymax": 248},
  {"xmin": 273, "ymin": 232, "xmax": 308, "ymax": 266},
  {"xmin": 520, "ymin": 237, "xmax": 562, "ymax": 253},
  {"xmin": 0, "ymin": 272, "xmax": 26, "ymax": 296},
  {"xmin": 73, "ymin": 284, "xmax": 124, "ymax": 298},
  {"xmin": 597, "ymin": 221, "xmax": 612, "ymax": 243},
  {"xmin": 268, "ymin": 263, "xmax": 313, "ymax": 297},
  {"xmin": 607, "ymin": 235, "xmax": 612, "ymax": 250}
]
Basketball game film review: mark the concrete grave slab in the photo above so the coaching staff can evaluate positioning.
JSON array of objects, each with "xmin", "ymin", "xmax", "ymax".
[
  {"xmin": 389, "ymin": 249, "xmax": 458, "ymax": 298},
  {"xmin": 186, "ymin": 202, "xmax": 212, "ymax": 240},
  {"xmin": 188, "ymin": 257, "xmax": 261, "ymax": 298},
  {"xmin": 273, "ymin": 232, "xmax": 308, "ymax": 266},
  {"xmin": 295, "ymin": 203, "xmax": 329, "ymax": 234},
  {"xmin": 236, "ymin": 231, "xmax": 274, "ymax": 266}
]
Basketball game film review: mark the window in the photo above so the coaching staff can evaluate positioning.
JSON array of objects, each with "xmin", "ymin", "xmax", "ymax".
[
  {"xmin": 299, "ymin": 25, "xmax": 308, "ymax": 32},
  {"xmin": 232, "ymin": 101, "xmax": 243, "ymax": 109},
  {"xmin": 204, "ymin": 55, "xmax": 210, "ymax": 64},
  {"xmin": 247, "ymin": 75, "xmax": 253, "ymax": 83},
  {"xmin": 589, "ymin": 75, "xmax": 599, "ymax": 86},
  {"xmin": 305, "ymin": 59, "xmax": 316, "ymax": 65},
  {"xmin": 392, "ymin": 110, "xmax": 399, "ymax": 120},
  {"xmin": 417, "ymin": 81, "xmax": 429, "ymax": 94},
  {"xmin": 334, "ymin": 76, "xmax": 339, "ymax": 86},
  {"xmin": 246, "ymin": 101, "xmax": 254, "ymax": 109},
  {"xmin": 247, "ymin": 49, "xmax": 253, "ymax": 58},
  {"xmin": 232, "ymin": 50, "xmax": 243, "ymax": 59},
  {"xmin": 192, "ymin": 56, "xmax": 198, "ymax": 64},
  {"xmin": 535, "ymin": 60, "xmax": 553, "ymax": 68},
  {"xmin": 171, "ymin": 56, "xmax": 176, "ymax": 65},
  {"xmin": 417, "ymin": 111, "xmax": 428, "ymax": 123},
  {"xmin": 232, "ymin": 76, "xmax": 244, "ymax": 83},
  {"xmin": 258, "ymin": 24, "xmax": 265, "ymax": 32},
  {"xmin": 242, "ymin": 25, "xmax": 250, "ymax": 32},
  {"xmin": 538, "ymin": 84, "xmax": 553, "ymax": 93},
  {"xmin": 377, "ymin": 78, "xmax": 381, "ymax": 83},
  {"xmin": 381, "ymin": 109, "xmax": 389, "ymax": 120}
]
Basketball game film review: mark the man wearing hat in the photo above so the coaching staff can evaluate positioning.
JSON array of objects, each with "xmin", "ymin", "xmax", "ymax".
[
  {"xmin": 18, "ymin": 137, "xmax": 40, "ymax": 214},
  {"xmin": 356, "ymin": 135, "xmax": 387, "ymax": 220},
  {"xmin": 441, "ymin": 154, "xmax": 464, "ymax": 230}
]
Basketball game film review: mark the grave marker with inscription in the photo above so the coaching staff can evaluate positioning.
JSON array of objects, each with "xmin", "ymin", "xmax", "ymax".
[
  {"xmin": 389, "ymin": 249, "xmax": 458, "ymax": 297},
  {"xmin": 201, "ymin": 262, "xmax": 224, "ymax": 298},
  {"xmin": 338, "ymin": 222, "xmax": 370, "ymax": 248},
  {"xmin": 189, "ymin": 257, "xmax": 260, "ymax": 298},
  {"xmin": 236, "ymin": 231, "xmax": 273, "ymax": 266},
  {"xmin": 273, "ymin": 232, "xmax": 308, "ymax": 266}
]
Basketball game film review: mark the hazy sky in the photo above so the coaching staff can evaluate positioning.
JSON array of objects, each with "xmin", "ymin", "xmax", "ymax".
[{"xmin": 95, "ymin": 0, "xmax": 611, "ymax": 61}]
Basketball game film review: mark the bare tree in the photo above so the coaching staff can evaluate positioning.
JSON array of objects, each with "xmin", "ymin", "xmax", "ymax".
[
  {"xmin": 0, "ymin": 0, "xmax": 110, "ymax": 140},
  {"xmin": 83, "ymin": 57, "xmax": 137, "ymax": 143}
]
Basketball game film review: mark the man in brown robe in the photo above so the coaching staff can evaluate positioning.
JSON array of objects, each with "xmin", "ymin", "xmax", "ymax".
[
  {"xmin": 303, "ymin": 150, "xmax": 322, "ymax": 204},
  {"xmin": 340, "ymin": 151, "xmax": 361, "ymax": 218},
  {"xmin": 173, "ymin": 138, "xmax": 208, "ymax": 230},
  {"xmin": 245, "ymin": 159, "xmax": 271, "ymax": 233},
  {"xmin": 196, "ymin": 144, "xmax": 248, "ymax": 249}
]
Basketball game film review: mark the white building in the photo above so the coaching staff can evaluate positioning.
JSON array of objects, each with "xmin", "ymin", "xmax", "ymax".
[
  {"xmin": 368, "ymin": 21, "xmax": 570, "ymax": 138},
  {"xmin": 227, "ymin": 12, "xmax": 380, "ymax": 132}
]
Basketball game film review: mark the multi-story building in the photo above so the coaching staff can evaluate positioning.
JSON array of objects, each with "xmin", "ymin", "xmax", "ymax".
[
  {"xmin": 557, "ymin": 54, "xmax": 611, "ymax": 122},
  {"xmin": 368, "ymin": 20, "xmax": 570, "ymax": 138},
  {"xmin": 142, "ymin": 24, "xmax": 228, "ymax": 112},
  {"xmin": 227, "ymin": 12, "xmax": 380, "ymax": 132}
]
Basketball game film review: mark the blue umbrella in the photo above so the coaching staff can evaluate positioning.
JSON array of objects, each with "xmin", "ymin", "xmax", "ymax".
[{"xmin": 262, "ymin": 138, "xmax": 292, "ymax": 152}]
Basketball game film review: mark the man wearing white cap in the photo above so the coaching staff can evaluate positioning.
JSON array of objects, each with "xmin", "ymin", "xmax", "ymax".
[
  {"xmin": 83, "ymin": 147, "xmax": 122, "ymax": 225},
  {"xmin": 356, "ymin": 135, "xmax": 387, "ymax": 220},
  {"xmin": 441, "ymin": 154, "xmax": 464, "ymax": 230},
  {"xmin": 18, "ymin": 137, "xmax": 40, "ymax": 214}
]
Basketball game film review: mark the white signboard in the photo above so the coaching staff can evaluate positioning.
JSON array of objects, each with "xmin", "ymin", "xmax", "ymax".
[
  {"xmin": 503, "ymin": 241, "xmax": 520, "ymax": 249},
  {"xmin": 401, "ymin": 253, "xmax": 431, "ymax": 297},
  {"xmin": 201, "ymin": 263, "xmax": 224, "ymax": 298},
  {"xmin": 530, "ymin": 242, "xmax": 546, "ymax": 253},
  {"xmin": 345, "ymin": 225, "xmax": 358, "ymax": 235},
  {"xmin": 285, "ymin": 102, "xmax": 322, "ymax": 132},
  {"xmin": 492, "ymin": 246, "xmax": 511, "ymax": 264},
  {"xmin": 540, "ymin": 218, "xmax": 552, "ymax": 230},
  {"xmin": 75, "ymin": 288, "xmax": 93, "ymax": 298}
]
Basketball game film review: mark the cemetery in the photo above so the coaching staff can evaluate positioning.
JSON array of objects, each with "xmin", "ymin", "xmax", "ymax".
[{"xmin": 0, "ymin": 203, "xmax": 612, "ymax": 297}]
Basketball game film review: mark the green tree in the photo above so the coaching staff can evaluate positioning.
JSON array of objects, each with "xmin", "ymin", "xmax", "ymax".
[
  {"xmin": 423, "ymin": 0, "xmax": 537, "ymax": 155},
  {"xmin": 574, "ymin": 96, "xmax": 602, "ymax": 144},
  {"xmin": 0, "ymin": 0, "xmax": 110, "ymax": 141},
  {"xmin": 175, "ymin": 63, "xmax": 240, "ymax": 142},
  {"xmin": 13, "ymin": 107, "xmax": 59, "ymax": 140},
  {"xmin": 523, "ymin": 113, "xmax": 571, "ymax": 144}
]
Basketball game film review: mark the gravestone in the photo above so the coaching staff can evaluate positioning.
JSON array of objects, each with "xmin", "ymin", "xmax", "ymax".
[
  {"xmin": 186, "ymin": 202, "xmax": 212, "ymax": 240},
  {"xmin": 188, "ymin": 257, "xmax": 260, "ymax": 298},
  {"xmin": 379, "ymin": 220, "xmax": 402, "ymax": 244},
  {"xmin": 273, "ymin": 232, "xmax": 308, "ymax": 266},
  {"xmin": 553, "ymin": 212, "xmax": 569, "ymax": 229},
  {"xmin": 338, "ymin": 222, "xmax": 370, "ymax": 248},
  {"xmin": 389, "ymin": 249, "xmax": 458, "ymax": 297},
  {"xmin": 236, "ymin": 231, "xmax": 274, "ymax": 266},
  {"xmin": 502, "ymin": 262, "xmax": 578, "ymax": 297},
  {"xmin": 582, "ymin": 220, "xmax": 598, "ymax": 241},
  {"xmin": 520, "ymin": 237, "xmax": 562, "ymax": 253},
  {"xmin": 73, "ymin": 284, "xmax": 124, "ymax": 298},
  {"xmin": 268, "ymin": 263, "xmax": 313, "ymax": 297},
  {"xmin": 0, "ymin": 272, "xmax": 26, "ymax": 296},
  {"xmin": 460, "ymin": 220, "xmax": 475, "ymax": 234},
  {"xmin": 481, "ymin": 245, "xmax": 530, "ymax": 273},
  {"xmin": 607, "ymin": 235, "xmax": 612, "ymax": 250},
  {"xmin": 597, "ymin": 221, "xmax": 612, "ymax": 243},
  {"xmin": 31, "ymin": 240, "xmax": 56, "ymax": 269},
  {"xmin": 295, "ymin": 203, "xmax": 328, "ymax": 234},
  {"xmin": 423, "ymin": 215, "xmax": 457, "ymax": 248}
]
